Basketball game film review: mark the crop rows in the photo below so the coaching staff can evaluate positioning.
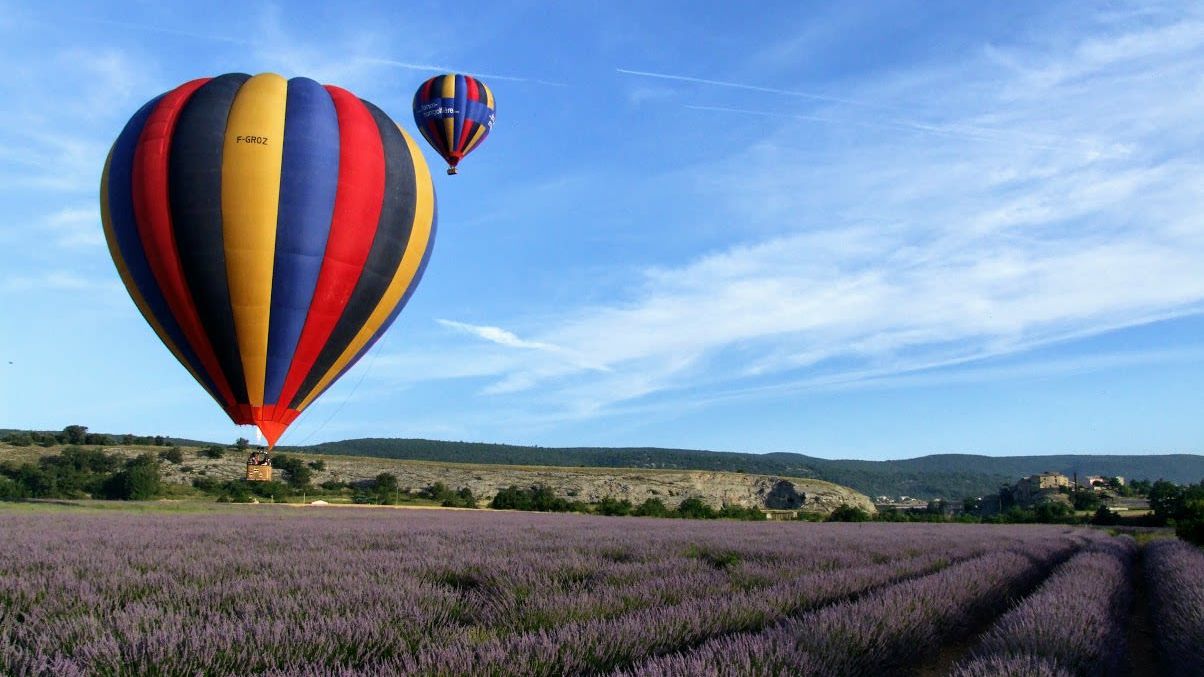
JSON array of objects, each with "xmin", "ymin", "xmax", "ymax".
[
  {"xmin": 1144, "ymin": 539, "xmax": 1204, "ymax": 676},
  {"xmin": 951, "ymin": 537, "xmax": 1137, "ymax": 676},
  {"xmin": 0, "ymin": 508, "xmax": 1188, "ymax": 676}
]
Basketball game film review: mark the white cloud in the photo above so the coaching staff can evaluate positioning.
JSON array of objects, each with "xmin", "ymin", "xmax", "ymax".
[
  {"xmin": 390, "ymin": 9, "xmax": 1204, "ymax": 424},
  {"xmin": 2, "ymin": 271, "xmax": 94, "ymax": 292},
  {"xmin": 437, "ymin": 319, "xmax": 562, "ymax": 351},
  {"xmin": 43, "ymin": 206, "xmax": 103, "ymax": 248}
]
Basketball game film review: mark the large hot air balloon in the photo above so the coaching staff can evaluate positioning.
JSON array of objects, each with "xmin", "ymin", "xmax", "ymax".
[
  {"xmin": 100, "ymin": 72, "xmax": 436, "ymax": 450},
  {"xmin": 412, "ymin": 74, "xmax": 495, "ymax": 175}
]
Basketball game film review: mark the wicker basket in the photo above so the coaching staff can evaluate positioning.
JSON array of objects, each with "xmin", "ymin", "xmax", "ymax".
[{"xmin": 245, "ymin": 464, "xmax": 273, "ymax": 482}]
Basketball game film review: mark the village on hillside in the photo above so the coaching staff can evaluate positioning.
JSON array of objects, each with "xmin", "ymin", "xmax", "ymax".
[{"xmin": 874, "ymin": 471, "xmax": 1151, "ymax": 520}]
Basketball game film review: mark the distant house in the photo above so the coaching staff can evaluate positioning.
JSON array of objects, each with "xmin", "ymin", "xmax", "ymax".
[
  {"xmin": 1079, "ymin": 475, "xmax": 1125, "ymax": 491},
  {"xmin": 980, "ymin": 472, "xmax": 1072, "ymax": 516},
  {"xmin": 1013, "ymin": 472, "xmax": 1070, "ymax": 505}
]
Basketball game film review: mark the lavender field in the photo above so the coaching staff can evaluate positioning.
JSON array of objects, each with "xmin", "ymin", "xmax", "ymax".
[{"xmin": 0, "ymin": 507, "xmax": 1198, "ymax": 676}]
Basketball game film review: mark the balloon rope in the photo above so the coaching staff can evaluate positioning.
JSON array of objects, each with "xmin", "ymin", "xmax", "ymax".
[{"xmin": 282, "ymin": 336, "xmax": 388, "ymax": 448}]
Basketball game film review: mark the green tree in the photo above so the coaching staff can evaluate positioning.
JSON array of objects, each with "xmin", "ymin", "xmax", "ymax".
[
  {"xmin": 61, "ymin": 425, "xmax": 88, "ymax": 445},
  {"xmin": 200, "ymin": 445, "xmax": 225, "ymax": 459},
  {"xmin": 490, "ymin": 484, "xmax": 572, "ymax": 512},
  {"xmin": 0, "ymin": 475, "xmax": 28, "ymax": 500},
  {"xmin": 1148, "ymin": 480, "xmax": 1184, "ymax": 525},
  {"xmin": 216, "ymin": 480, "xmax": 253, "ymax": 503},
  {"xmin": 234, "ymin": 437, "xmax": 250, "ymax": 452},
  {"xmin": 307, "ymin": 459, "xmax": 326, "ymax": 471},
  {"xmin": 827, "ymin": 505, "xmax": 871, "ymax": 522},
  {"xmin": 1033, "ymin": 501, "xmax": 1074, "ymax": 523},
  {"xmin": 100, "ymin": 454, "xmax": 161, "ymax": 500},
  {"xmin": 596, "ymin": 497, "xmax": 633, "ymax": 516},
  {"xmin": 1072, "ymin": 489, "xmax": 1102, "ymax": 511},
  {"xmin": 374, "ymin": 472, "xmax": 400, "ymax": 504},
  {"xmin": 159, "ymin": 447, "xmax": 184, "ymax": 464},
  {"xmin": 1091, "ymin": 505, "xmax": 1121, "ymax": 525},
  {"xmin": 5, "ymin": 432, "xmax": 32, "ymax": 447},
  {"xmin": 272, "ymin": 454, "xmax": 311, "ymax": 489},
  {"xmin": 676, "ymin": 497, "xmax": 717, "ymax": 519},
  {"xmin": 632, "ymin": 498, "xmax": 669, "ymax": 517}
]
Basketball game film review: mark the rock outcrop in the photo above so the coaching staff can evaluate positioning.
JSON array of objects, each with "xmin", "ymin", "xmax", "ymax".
[
  {"xmin": 106, "ymin": 446, "xmax": 875, "ymax": 516},
  {"xmin": 317, "ymin": 459, "xmax": 875, "ymax": 516}
]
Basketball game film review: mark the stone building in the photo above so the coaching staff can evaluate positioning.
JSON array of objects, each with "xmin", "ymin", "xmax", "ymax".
[{"xmin": 980, "ymin": 472, "xmax": 1072, "ymax": 516}]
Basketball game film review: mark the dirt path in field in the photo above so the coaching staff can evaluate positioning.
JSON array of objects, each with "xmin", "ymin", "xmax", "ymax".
[
  {"xmin": 1125, "ymin": 550, "xmax": 1161, "ymax": 677},
  {"xmin": 913, "ymin": 635, "xmax": 977, "ymax": 677}
]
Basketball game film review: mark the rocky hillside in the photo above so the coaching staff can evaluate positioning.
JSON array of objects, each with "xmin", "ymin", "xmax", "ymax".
[
  {"xmin": 308, "ymin": 457, "xmax": 876, "ymax": 515},
  {"xmin": 3, "ymin": 444, "xmax": 875, "ymax": 515}
]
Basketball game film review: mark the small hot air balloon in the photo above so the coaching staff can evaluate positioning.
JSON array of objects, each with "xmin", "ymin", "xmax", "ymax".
[
  {"xmin": 412, "ymin": 74, "xmax": 495, "ymax": 175},
  {"xmin": 100, "ymin": 73, "xmax": 437, "ymax": 453}
]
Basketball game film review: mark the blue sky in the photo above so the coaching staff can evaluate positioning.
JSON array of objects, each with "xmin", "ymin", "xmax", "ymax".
[{"xmin": 1, "ymin": 1, "xmax": 1202, "ymax": 459}]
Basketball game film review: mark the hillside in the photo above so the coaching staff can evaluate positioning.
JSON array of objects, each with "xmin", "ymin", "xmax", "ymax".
[
  {"xmin": 296, "ymin": 438, "xmax": 1204, "ymax": 499},
  {"xmin": 6, "ymin": 428, "xmax": 1202, "ymax": 500},
  {"xmin": 0, "ymin": 442, "xmax": 875, "ymax": 515}
]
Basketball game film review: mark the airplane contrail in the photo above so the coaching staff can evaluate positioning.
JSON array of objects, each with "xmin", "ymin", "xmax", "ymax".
[
  {"xmin": 365, "ymin": 58, "xmax": 567, "ymax": 86},
  {"xmin": 616, "ymin": 68, "xmax": 869, "ymax": 107}
]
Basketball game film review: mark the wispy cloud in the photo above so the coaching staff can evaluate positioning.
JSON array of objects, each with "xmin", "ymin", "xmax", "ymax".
[
  {"xmin": 615, "ymin": 67, "xmax": 867, "ymax": 107},
  {"xmin": 395, "ymin": 11, "xmax": 1204, "ymax": 426},
  {"xmin": 2, "ymin": 271, "xmax": 96, "ymax": 292},
  {"xmin": 43, "ymin": 206, "xmax": 103, "ymax": 248},
  {"xmin": 437, "ymin": 319, "xmax": 562, "ymax": 351},
  {"xmin": 60, "ymin": 16, "xmax": 251, "ymax": 46},
  {"xmin": 682, "ymin": 104, "xmax": 1092, "ymax": 153},
  {"xmin": 364, "ymin": 58, "xmax": 567, "ymax": 86},
  {"xmin": 436, "ymin": 319, "xmax": 612, "ymax": 389}
]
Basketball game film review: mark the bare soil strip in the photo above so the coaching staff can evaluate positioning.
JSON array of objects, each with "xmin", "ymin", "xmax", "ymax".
[{"xmin": 1126, "ymin": 550, "xmax": 1162, "ymax": 677}]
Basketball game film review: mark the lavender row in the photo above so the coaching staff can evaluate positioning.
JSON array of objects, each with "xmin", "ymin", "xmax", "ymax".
[
  {"xmin": 455, "ymin": 524, "xmax": 1015, "ymax": 638},
  {"xmin": 951, "ymin": 537, "xmax": 1137, "ymax": 677},
  {"xmin": 1144, "ymin": 539, "xmax": 1204, "ymax": 676},
  {"xmin": 382, "ymin": 527, "xmax": 1093, "ymax": 675},
  {"xmin": 621, "ymin": 535, "xmax": 1090, "ymax": 676},
  {"xmin": 0, "ymin": 510, "xmax": 1100, "ymax": 675}
]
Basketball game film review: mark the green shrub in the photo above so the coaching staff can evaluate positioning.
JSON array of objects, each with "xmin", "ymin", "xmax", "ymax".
[
  {"xmin": 827, "ymin": 505, "xmax": 871, "ymax": 522},
  {"xmin": 0, "ymin": 476, "xmax": 29, "ymax": 500},
  {"xmin": 216, "ymin": 481, "xmax": 253, "ymax": 503},
  {"xmin": 99, "ymin": 455, "xmax": 161, "ymax": 500},
  {"xmin": 633, "ymin": 498, "xmax": 669, "ymax": 517},
  {"xmin": 490, "ymin": 484, "xmax": 573, "ymax": 512},
  {"xmin": 718, "ymin": 504, "xmax": 767, "ymax": 521},
  {"xmin": 270, "ymin": 454, "xmax": 311, "ymax": 489},
  {"xmin": 191, "ymin": 476, "xmax": 220, "ymax": 493},
  {"xmin": 596, "ymin": 497, "xmax": 633, "ymax": 516},
  {"xmin": 1176, "ymin": 518, "xmax": 1204, "ymax": 547},
  {"xmin": 676, "ymin": 497, "xmax": 717, "ymax": 519}
]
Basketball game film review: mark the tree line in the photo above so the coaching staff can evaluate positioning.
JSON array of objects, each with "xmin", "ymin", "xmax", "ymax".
[{"xmin": 2, "ymin": 425, "xmax": 178, "ymax": 448}]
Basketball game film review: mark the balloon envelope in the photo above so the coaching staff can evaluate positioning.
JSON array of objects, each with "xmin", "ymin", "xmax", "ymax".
[
  {"xmin": 101, "ymin": 72, "xmax": 437, "ymax": 446},
  {"xmin": 412, "ymin": 74, "xmax": 495, "ymax": 174}
]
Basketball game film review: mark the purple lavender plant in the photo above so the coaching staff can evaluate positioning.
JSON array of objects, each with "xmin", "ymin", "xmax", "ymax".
[
  {"xmin": 0, "ymin": 509, "xmax": 1111, "ymax": 676},
  {"xmin": 950, "ymin": 537, "xmax": 1137, "ymax": 677},
  {"xmin": 1145, "ymin": 539, "xmax": 1204, "ymax": 676}
]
